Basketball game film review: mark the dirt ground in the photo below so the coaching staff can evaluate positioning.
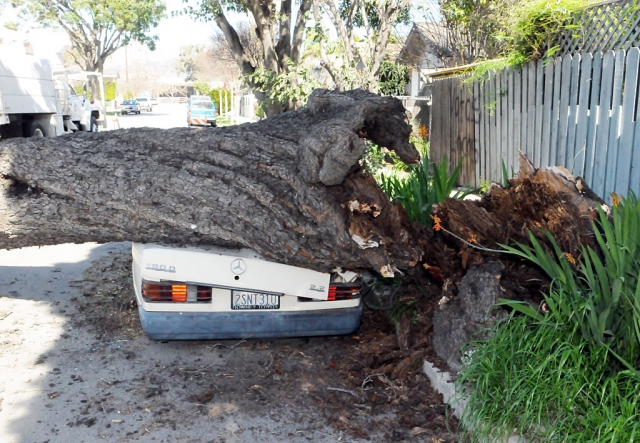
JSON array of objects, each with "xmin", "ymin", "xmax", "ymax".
[{"xmin": 0, "ymin": 242, "xmax": 459, "ymax": 443}]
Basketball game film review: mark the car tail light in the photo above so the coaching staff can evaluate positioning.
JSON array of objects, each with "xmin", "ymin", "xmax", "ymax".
[
  {"xmin": 90, "ymin": 100, "xmax": 95, "ymax": 104},
  {"xmin": 328, "ymin": 283, "xmax": 361, "ymax": 301},
  {"xmin": 142, "ymin": 280, "xmax": 212, "ymax": 303},
  {"xmin": 298, "ymin": 283, "xmax": 362, "ymax": 302}
]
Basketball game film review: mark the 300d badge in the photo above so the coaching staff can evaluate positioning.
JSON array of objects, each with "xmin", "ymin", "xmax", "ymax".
[{"xmin": 145, "ymin": 263, "xmax": 176, "ymax": 273}]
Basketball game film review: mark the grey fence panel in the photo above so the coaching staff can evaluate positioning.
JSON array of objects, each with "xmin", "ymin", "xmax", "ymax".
[
  {"xmin": 549, "ymin": 58, "xmax": 563, "ymax": 167},
  {"xmin": 474, "ymin": 80, "xmax": 482, "ymax": 187},
  {"xmin": 593, "ymin": 51, "xmax": 616, "ymax": 198},
  {"xmin": 430, "ymin": 47, "xmax": 640, "ymax": 196},
  {"xmin": 502, "ymin": 70, "xmax": 509, "ymax": 174},
  {"xmin": 534, "ymin": 60, "xmax": 544, "ymax": 166},
  {"xmin": 567, "ymin": 54, "xmax": 591, "ymax": 175},
  {"xmin": 478, "ymin": 79, "xmax": 486, "ymax": 182},
  {"xmin": 526, "ymin": 61, "xmax": 537, "ymax": 161},
  {"xmin": 557, "ymin": 54, "xmax": 574, "ymax": 166},
  {"xmin": 584, "ymin": 52, "xmax": 604, "ymax": 185},
  {"xmin": 616, "ymin": 48, "xmax": 639, "ymax": 194},
  {"xmin": 604, "ymin": 49, "xmax": 626, "ymax": 198},
  {"xmin": 484, "ymin": 72, "xmax": 492, "ymax": 182},
  {"xmin": 508, "ymin": 68, "xmax": 516, "ymax": 173},
  {"xmin": 490, "ymin": 71, "xmax": 499, "ymax": 182},
  {"xmin": 541, "ymin": 61, "xmax": 555, "ymax": 167},
  {"xmin": 631, "ymin": 77, "xmax": 640, "ymax": 193},
  {"xmin": 516, "ymin": 65, "xmax": 529, "ymax": 162},
  {"xmin": 499, "ymin": 70, "xmax": 507, "ymax": 177},
  {"xmin": 514, "ymin": 68, "xmax": 523, "ymax": 162}
]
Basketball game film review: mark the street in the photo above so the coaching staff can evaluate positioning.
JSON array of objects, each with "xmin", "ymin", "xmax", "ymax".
[{"xmin": 109, "ymin": 102, "xmax": 189, "ymax": 130}]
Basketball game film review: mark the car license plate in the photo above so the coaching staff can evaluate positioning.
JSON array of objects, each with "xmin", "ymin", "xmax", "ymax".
[{"xmin": 232, "ymin": 291, "xmax": 280, "ymax": 310}]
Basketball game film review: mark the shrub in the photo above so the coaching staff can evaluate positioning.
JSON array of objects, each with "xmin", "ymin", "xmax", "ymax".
[
  {"xmin": 105, "ymin": 82, "xmax": 116, "ymax": 101},
  {"xmin": 372, "ymin": 147, "xmax": 475, "ymax": 227}
]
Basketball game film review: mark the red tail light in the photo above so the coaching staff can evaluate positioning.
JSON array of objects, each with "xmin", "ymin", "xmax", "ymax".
[
  {"xmin": 142, "ymin": 280, "xmax": 212, "ymax": 303},
  {"xmin": 328, "ymin": 283, "xmax": 361, "ymax": 301}
]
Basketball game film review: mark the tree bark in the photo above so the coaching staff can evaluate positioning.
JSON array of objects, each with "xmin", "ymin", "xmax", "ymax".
[{"xmin": 0, "ymin": 89, "xmax": 420, "ymax": 277}]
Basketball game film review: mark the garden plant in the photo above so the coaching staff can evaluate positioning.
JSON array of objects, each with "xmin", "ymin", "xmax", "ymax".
[{"xmin": 456, "ymin": 192, "xmax": 640, "ymax": 442}]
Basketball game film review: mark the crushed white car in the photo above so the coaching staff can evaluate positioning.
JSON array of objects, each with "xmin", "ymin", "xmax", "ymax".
[{"xmin": 132, "ymin": 244, "xmax": 363, "ymax": 340}]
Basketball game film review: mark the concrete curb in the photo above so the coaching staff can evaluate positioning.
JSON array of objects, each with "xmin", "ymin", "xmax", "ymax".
[{"xmin": 423, "ymin": 360, "xmax": 527, "ymax": 443}]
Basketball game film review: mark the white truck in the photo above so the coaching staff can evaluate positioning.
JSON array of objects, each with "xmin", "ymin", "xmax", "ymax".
[{"xmin": 0, "ymin": 47, "xmax": 103, "ymax": 140}]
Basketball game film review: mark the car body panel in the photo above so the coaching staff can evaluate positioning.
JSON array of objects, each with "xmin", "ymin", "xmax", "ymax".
[
  {"xmin": 132, "ymin": 243, "xmax": 363, "ymax": 340},
  {"xmin": 137, "ymin": 304, "xmax": 363, "ymax": 340},
  {"xmin": 120, "ymin": 100, "xmax": 139, "ymax": 115},
  {"xmin": 135, "ymin": 97, "xmax": 152, "ymax": 112},
  {"xmin": 135, "ymin": 243, "xmax": 331, "ymax": 304},
  {"xmin": 187, "ymin": 96, "xmax": 217, "ymax": 126}
]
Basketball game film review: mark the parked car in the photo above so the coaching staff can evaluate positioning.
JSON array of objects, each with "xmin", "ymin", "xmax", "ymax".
[
  {"xmin": 135, "ymin": 97, "xmax": 152, "ymax": 112},
  {"xmin": 150, "ymin": 97, "xmax": 158, "ymax": 106},
  {"xmin": 120, "ymin": 100, "xmax": 140, "ymax": 115},
  {"xmin": 187, "ymin": 95, "xmax": 217, "ymax": 127},
  {"xmin": 132, "ymin": 243, "xmax": 363, "ymax": 340}
]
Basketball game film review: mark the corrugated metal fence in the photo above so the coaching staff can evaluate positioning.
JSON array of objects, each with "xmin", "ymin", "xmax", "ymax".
[{"xmin": 431, "ymin": 47, "xmax": 640, "ymax": 199}]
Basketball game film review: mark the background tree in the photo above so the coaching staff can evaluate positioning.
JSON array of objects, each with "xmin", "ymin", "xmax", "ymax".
[
  {"xmin": 311, "ymin": 0, "xmax": 412, "ymax": 92},
  {"xmin": 377, "ymin": 60, "xmax": 408, "ymax": 95},
  {"xmin": 13, "ymin": 0, "xmax": 165, "ymax": 98},
  {"xmin": 186, "ymin": 0, "xmax": 409, "ymax": 113},
  {"xmin": 176, "ymin": 44, "xmax": 205, "ymax": 81},
  {"xmin": 185, "ymin": 0, "xmax": 312, "ymax": 116},
  {"xmin": 3, "ymin": 21, "xmax": 19, "ymax": 31},
  {"xmin": 415, "ymin": 0, "xmax": 514, "ymax": 66}
]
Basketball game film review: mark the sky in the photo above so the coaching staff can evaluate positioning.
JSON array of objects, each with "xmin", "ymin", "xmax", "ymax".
[
  {"xmin": 1, "ymin": 0, "xmax": 427, "ymax": 75},
  {"xmin": 0, "ymin": 0, "xmax": 229, "ymax": 70}
]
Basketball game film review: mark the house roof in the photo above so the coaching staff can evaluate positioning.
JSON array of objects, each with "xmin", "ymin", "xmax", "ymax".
[{"xmin": 398, "ymin": 22, "xmax": 452, "ymax": 66}]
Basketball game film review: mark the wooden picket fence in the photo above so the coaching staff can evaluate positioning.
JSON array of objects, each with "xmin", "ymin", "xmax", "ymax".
[
  {"xmin": 430, "ymin": 47, "xmax": 640, "ymax": 200},
  {"xmin": 429, "ymin": 76, "xmax": 476, "ymax": 186}
]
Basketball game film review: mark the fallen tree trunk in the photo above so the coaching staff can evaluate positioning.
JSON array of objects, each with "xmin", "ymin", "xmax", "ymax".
[
  {"xmin": 0, "ymin": 89, "xmax": 423, "ymax": 276},
  {"xmin": 1, "ymin": 85, "xmax": 609, "ymax": 288}
]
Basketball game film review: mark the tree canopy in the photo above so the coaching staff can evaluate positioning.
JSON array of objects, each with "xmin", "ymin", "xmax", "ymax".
[
  {"xmin": 13, "ymin": 0, "xmax": 166, "ymax": 95},
  {"xmin": 185, "ymin": 0, "xmax": 410, "ymax": 115}
]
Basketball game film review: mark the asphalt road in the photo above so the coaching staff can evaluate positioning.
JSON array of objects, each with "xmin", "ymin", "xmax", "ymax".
[{"xmin": 109, "ymin": 103, "xmax": 189, "ymax": 130}]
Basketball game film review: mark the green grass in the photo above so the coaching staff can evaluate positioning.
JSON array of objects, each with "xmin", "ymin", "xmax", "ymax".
[
  {"xmin": 216, "ymin": 116, "xmax": 234, "ymax": 127},
  {"xmin": 457, "ymin": 314, "xmax": 640, "ymax": 442}
]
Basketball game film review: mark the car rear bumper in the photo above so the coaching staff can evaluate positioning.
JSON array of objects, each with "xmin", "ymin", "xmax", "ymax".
[
  {"xmin": 138, "ymin": 302, "xmax": 363, "ymax": 340},
  {"xmin": 188, "ymin": 117, "xmax": 216, "ymax": 126}
]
